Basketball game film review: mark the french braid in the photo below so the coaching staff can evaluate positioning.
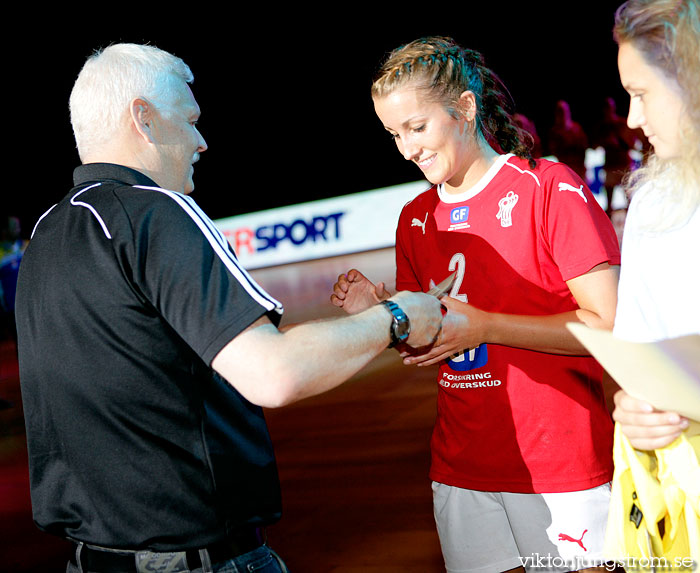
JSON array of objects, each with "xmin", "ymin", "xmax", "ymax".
[{"xmin": 372, "ymin": 37, "xmax": 535, "ymax": 168}]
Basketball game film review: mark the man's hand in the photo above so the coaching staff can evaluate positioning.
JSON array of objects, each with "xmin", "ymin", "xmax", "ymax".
[{"xmin": 389, "ymin": 291, "xmax": 443, "ymax": 349}]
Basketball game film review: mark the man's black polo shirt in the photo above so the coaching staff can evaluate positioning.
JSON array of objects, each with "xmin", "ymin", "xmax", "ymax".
[{"xmin": 16, "ymin": 163, "xmax": 284, "ymax": 550}]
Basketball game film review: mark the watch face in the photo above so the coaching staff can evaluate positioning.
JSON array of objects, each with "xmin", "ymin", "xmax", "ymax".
[{"xmin": 392, "ymin": 312, "xmax": 410, "ymax": 341}]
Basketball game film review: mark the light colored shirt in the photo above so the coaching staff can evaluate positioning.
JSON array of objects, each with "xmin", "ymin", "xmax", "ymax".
[{"xmin": 614, "ymin": 182, "xmax": 700, "ymax": 342}]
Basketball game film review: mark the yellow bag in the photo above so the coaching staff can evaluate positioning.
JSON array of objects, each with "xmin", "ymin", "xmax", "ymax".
[{"xmin": 604, "ymin": 422, "xmax": 700, "ymax": 568}]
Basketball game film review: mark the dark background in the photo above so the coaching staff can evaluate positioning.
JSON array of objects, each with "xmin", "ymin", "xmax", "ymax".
[
  {"xmin": 6, "ymin": 4, "xmax": 628, "ymax": 233},
  {"xmin": 2, "ymin": 7, "xmax": 631, "ymax": 571}
]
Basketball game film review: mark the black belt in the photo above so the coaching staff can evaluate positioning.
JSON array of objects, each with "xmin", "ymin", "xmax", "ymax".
[{"xmin": 70, "ymin": 529, "xmax": 264, "ymax": 572}]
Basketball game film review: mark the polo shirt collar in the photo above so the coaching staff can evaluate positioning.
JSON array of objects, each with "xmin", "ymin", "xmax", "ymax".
[{"xmin": 73, "ymin": 163, "xmax": 159, "ymax": 188}]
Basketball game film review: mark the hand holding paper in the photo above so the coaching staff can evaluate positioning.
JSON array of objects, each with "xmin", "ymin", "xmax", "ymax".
[{"xmin": 566, "ymin": 322, "xmax": 700, "ymax": 422}]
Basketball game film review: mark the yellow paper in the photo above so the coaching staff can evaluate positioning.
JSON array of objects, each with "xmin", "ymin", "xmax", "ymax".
[{"xmin": 566, "ymin": 323, "xmax": 700, "ymax": 421}]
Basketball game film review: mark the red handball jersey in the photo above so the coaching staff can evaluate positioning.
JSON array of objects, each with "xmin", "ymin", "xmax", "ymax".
[{"xmin": 395, "ymin": 155, "xmax": 620, "ymax": 494}]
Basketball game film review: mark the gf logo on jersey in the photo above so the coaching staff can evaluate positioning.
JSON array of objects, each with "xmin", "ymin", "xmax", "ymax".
[{"xmin": 448, "ymin": 206, "xmax": 470, "ymax": 231}]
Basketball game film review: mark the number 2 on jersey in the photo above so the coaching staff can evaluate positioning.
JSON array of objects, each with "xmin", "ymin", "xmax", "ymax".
[{"xmin": 447, "ymin": 253, "xmax": 476, "ymax": 363}]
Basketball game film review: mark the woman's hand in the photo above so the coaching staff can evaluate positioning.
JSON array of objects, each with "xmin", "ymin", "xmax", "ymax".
[
  {"xmin": 613, "ymin": 389, "xmax": 689, "ymax": 450},
  {"xmin": 401, "ymin": 296, "xmax": 488, "ymax": 366},
  {"xmin": 330, "ymin": 269, "xmax": 391, "ymax": 315}
]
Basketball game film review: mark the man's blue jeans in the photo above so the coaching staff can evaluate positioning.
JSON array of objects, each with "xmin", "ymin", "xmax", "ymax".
[{"xmin": 213, "ymin": 545, "xmax": 289, "ymax": 572}]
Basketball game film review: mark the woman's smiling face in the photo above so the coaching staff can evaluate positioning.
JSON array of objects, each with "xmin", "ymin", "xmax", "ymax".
[{"xmin": 373, "ymin": 86, "xmax": 473, "ymax": 187}]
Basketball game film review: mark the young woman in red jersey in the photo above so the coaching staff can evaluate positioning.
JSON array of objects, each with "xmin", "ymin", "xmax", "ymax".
[{"xmin": 331, "ymin": 37, "xmax": 620, "ymax": 572}]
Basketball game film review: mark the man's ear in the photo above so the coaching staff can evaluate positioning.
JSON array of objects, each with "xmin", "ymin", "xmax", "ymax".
[{"xmin": 129, "ymin": 97, "xmax": 155, "ymax": 143}]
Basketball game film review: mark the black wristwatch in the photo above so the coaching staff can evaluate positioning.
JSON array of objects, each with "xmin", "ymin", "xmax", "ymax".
[{"xmin": 380, "ymin": 300, "xmax": 411, "ymax": 348}]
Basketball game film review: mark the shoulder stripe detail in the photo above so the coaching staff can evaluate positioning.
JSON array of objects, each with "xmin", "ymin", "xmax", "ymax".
[
  {"xmin": 135, "ymin": 185, "xmax": 283, "ymax": 314},
  {"xmin": 504, "ymin": 160, "xmax": 541, "ymax": 187},
  {"xmin": 30, "ymin": 204, "xmax": 58, "ymax": 239},
  {"xmin": 70, "ymin": 183, "xmax": 113, "ymax": 239}
]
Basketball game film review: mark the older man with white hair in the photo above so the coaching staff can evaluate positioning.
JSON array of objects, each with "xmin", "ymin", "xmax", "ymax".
[{"xmin": 15, "ymin": 43, "xmax": 442, "ymax": 573}]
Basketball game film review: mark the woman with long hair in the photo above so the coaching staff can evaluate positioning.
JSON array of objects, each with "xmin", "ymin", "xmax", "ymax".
[
  {"xmin": 605, "ymin": 0, "xmax": 700, "ymax": 561},
  {"xmin": 332, "ymin": 36, "xmax": 621, "ymax": 572},
  {"xmin": 611, "ymin": 0, "xmax": 700, "ymax": 444}
]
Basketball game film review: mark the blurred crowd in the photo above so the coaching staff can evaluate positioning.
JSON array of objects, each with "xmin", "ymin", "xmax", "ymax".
[{"xmin": 515, "ymin": 96, "xmax": 648, "ymax": 246}]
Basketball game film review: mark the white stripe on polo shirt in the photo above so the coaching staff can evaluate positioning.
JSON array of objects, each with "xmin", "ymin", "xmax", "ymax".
[
  {"xmin": 136, "ymin": 185, "xmax": 283, "ymax": 315},
  {"xmin": 70, "ymin": 183, "xmax": 113, "ymax": 239}
]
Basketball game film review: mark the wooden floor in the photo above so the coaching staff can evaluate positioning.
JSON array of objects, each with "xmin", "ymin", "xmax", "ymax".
[{"xmin": 0, "ymin": 247, "xmax": 446, "ymax": 572}]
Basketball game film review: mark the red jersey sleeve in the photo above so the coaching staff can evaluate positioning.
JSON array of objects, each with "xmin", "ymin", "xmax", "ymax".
[
  {"xmin": 395, "ymin": 199, "xmax": 427, "ymax": 292},
  {"xmin": 538, "ymin": 162, "xmax": 621, "ymax": 281}
]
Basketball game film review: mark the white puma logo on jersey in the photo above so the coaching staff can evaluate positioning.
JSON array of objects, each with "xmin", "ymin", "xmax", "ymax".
[
  {"xmin": 558, "ymin": 182, "xmax": 587, "ymax": 203},
  {"xmin": 412, "ymin": 213, "xmax": 428, "ymax": 234}
]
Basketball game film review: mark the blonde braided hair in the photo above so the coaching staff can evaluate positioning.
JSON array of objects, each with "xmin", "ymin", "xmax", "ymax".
[{"xmin": 371, "ymin": 37, "xmax": 536, "ymax": 168}]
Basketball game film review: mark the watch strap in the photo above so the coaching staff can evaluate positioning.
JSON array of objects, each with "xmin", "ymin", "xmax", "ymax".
[{"xmin": 380, "ymin": 300, "xmax": 410, "ymax": 348}]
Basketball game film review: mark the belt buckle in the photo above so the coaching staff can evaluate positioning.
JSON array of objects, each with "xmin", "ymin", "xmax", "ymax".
[{"xmin": 135, "ymin": 550, "xmax": 189, "ymax": 573}]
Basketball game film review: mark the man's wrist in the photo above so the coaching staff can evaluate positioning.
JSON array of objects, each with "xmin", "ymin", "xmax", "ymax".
[{"xmin": 380, "ymin": 300, "xmax": 411, "ymax": 348}]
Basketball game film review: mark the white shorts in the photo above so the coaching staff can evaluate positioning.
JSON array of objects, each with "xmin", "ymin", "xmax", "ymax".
[{"xmin": 432, "ymin": 481, "xmax": 612, "ymax": 573}]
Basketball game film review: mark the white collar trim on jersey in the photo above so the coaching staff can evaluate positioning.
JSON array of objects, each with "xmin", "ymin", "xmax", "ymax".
[{"xmin": 437, "ymin": 154, "xmax": 513, "ymax": 204}]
